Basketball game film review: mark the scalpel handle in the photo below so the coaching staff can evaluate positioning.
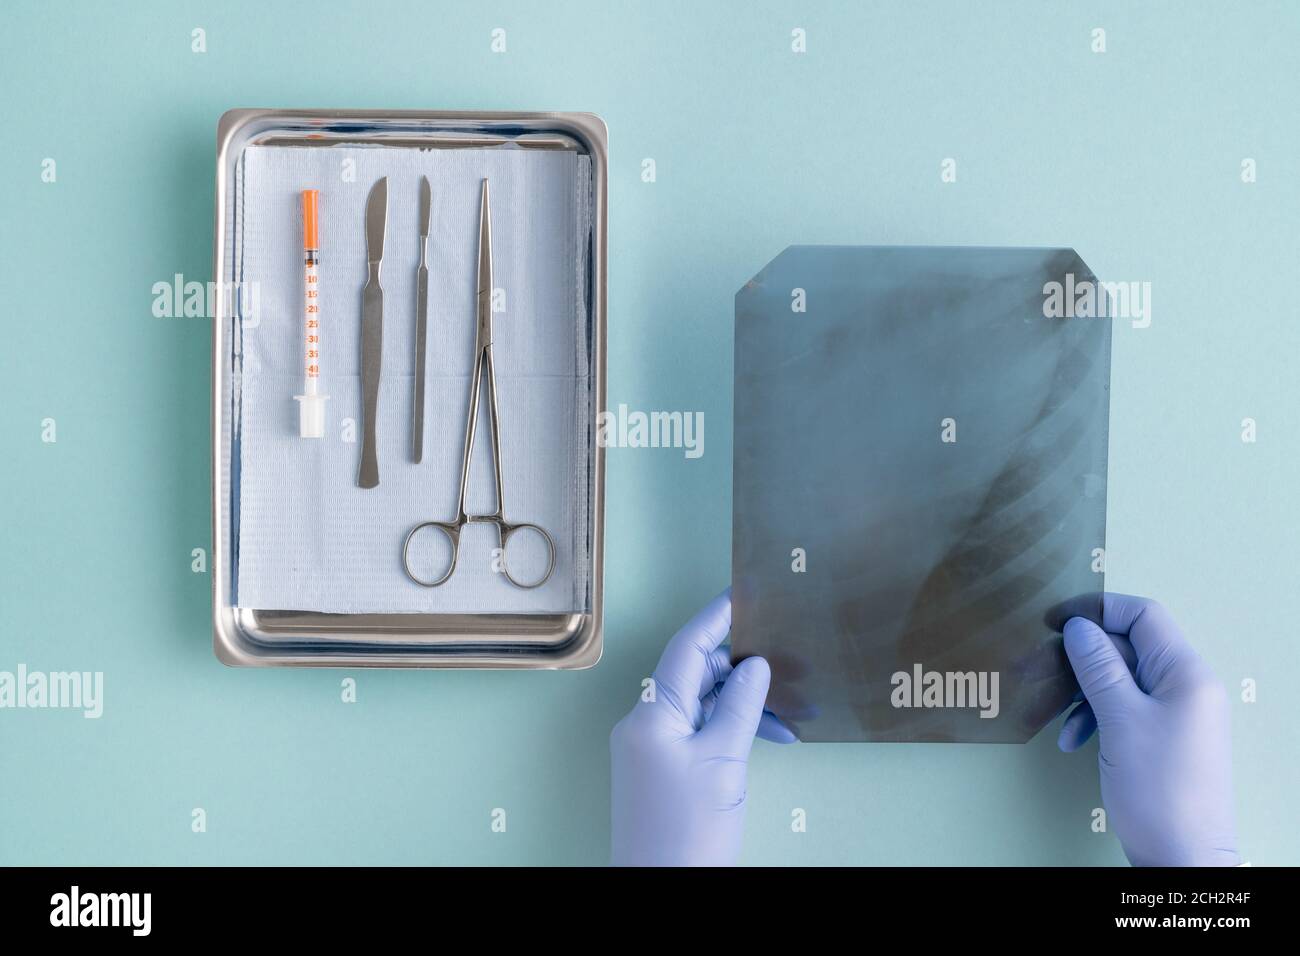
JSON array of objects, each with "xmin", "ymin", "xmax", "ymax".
[
  {"xmin": 358, "ymin": 277, "xmax": 383, "ymax": 488},
  {"xmin": 412, "ymin": 259, "xmax": 428, "ymax": 463}
]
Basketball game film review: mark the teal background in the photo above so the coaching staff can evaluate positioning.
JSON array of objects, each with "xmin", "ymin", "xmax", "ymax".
[{"xmin": 1, "ymin": 0, "xmax": 1296, "ymax": 865}]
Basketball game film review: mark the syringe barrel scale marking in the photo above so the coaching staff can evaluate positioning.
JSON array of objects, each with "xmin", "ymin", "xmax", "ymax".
[
  {"xmin": 304, "ymin": 248, "xmax": 320, "ymax": 387},
  {"xmin": 295, "ymin": 189, "xmax": 328, "ymax": 438}
]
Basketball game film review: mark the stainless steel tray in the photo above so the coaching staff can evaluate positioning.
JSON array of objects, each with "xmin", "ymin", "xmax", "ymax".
[{"xmin": 211, "ymin": 109, "xmax": 606, "ymax": 668}]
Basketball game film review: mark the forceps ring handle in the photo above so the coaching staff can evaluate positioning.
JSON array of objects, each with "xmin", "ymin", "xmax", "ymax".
[
  {"xmin": 494, "ymin": 520, "xmax": 557, "ymax": 590},
  {"xmin": 402, "ymin": 520, "xmax": 462, "ymax": 588}
]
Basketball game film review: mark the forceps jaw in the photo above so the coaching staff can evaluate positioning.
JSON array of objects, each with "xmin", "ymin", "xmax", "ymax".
[{"xmin": 476, "ymin": 178, "xmax": 493, "ymax": 350}]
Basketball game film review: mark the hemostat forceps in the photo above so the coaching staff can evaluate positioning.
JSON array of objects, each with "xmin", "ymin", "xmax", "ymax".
[{"xmin": 402, "ymin": 179, "xmax": 556, "ymax": 590}]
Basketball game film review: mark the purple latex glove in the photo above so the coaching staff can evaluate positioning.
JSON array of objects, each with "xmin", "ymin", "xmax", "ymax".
[
  {"xmin": 610, "ymin": 590, "xmax": 794, "ymax": 866},
  {"xmin": 1058, "ymin": 593, "xmax": 1240, "ymax": 866}
]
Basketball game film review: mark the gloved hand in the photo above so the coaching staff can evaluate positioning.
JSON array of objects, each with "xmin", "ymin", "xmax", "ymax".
[
  {"xmin": 1058, "ymin": 593, "xmax": 1240, "ymax": 866},
  {"xmin": 610, "ymin": 589, "xmax": 795, "ymax": 866}
]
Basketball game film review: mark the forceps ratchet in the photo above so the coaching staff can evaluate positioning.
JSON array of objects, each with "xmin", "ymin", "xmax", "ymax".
[{"xmin": 402, "ymin": 179, "xmax": 556, "ymax": 589}]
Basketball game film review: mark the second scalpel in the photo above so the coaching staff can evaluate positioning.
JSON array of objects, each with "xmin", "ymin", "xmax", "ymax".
[
  {"xmin": 412, "ymin": 175, "xmax": 431, "ymax": 463},
  {"xmin": 358, "ymin": 176, "xmax": 387, "ymax": 488}
]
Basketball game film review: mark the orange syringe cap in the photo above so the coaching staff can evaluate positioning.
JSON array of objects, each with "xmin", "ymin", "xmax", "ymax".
[{"xmin": 302, "ymin": 189, "xmax": 319, "ymax": 250}]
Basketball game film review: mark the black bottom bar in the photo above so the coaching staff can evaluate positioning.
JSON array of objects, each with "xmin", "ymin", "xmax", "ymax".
[{"xmin": 0, "ymin": 865, "xmax": 1280, "ymax": 940}]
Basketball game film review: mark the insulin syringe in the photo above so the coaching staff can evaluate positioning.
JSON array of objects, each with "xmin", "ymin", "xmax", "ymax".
[{"xmin": 294, "ymin": 189, "xmax": 328, "ymax": 438}]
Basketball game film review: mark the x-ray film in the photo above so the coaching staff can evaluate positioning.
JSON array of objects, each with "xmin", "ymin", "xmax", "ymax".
[{"xmin": 732, "ymin": 246, "xmax": 1111, "ymax": 743}]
